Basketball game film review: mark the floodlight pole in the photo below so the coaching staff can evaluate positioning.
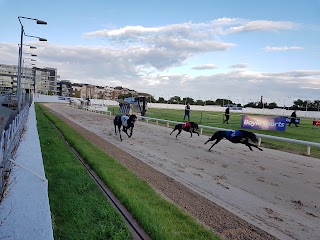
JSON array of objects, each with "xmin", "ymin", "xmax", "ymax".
[{"xmin": 17, "ymin": 16, "xmax": 47, "ymax": 112}]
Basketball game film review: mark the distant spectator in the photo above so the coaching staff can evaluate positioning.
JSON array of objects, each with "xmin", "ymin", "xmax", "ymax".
[
  {"xmin": 223, "ymin": 107, "xmax": 230, "ymax": 124},
  {"xmin": 183, "ymin": 103, "xmax": 190, "ymax": 121},
  {"xmin": 288, "ymin": 110, "xmax": 298, "ymax": 127}
]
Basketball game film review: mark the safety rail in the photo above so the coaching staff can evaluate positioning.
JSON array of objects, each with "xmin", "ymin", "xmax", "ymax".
[
  {"xmin": 0, "ymin": 103, "xmax": 30, "ymax": 196},
  {"xmin": 68, "ymin": 102, "xmax": 112, "ymax": 115},
  {"xmin": 138, "ymin": 116, "xmax": 320, "ymax": 156}
]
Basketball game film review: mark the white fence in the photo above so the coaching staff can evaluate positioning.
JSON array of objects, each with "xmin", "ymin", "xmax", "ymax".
[
  {"xmin": 148, "ymin": 103, "xmax": 320, "ymax": 119},
  {"xmin": 139, "ymin": 116, "xmax": 320, "ymax": 156},
  {"xmin": 0, "ymin": 104, "xmax": 30, "ymax": 194}
]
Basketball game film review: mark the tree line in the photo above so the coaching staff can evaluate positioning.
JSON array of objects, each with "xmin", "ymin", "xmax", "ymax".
[{"xmin": 117, "ymin": 94, "xmax": 320, "ymax": 111}]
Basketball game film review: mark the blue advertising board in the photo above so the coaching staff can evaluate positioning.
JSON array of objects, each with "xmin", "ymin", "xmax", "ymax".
[
  {"xmin": 241, "ymin": 115, "xmax": 287, "ymax": 131},
  {"xmin": 124, "ymin": 97, "xmax": 136, "ymax": 103},
  {"xmin": 285, "ymin": 117, "xmax": 300, "ymax": 124}
]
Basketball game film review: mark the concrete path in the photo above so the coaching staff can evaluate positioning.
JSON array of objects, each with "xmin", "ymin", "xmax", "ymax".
[{"xmin": 0, "ymin": 103, "xmax": 54, "ymax": 240}]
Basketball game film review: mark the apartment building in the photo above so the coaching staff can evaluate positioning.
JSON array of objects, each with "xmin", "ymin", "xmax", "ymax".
[
  {"xmin": 57, "ymin": 80, "xmax": 72, "ymax": 97},
  {"xmin": 0, "ymin": 64, "xmax": 59, "ymax": 96},
  {"xmin": 67, "ymin": 83, "xmax": 124, "ymax": 100},
  {"xmin": 1, "ymin": 64, "xmax": 142, "ymax": 100},
  {"xmin": 0, "ymin": 64, "xmax": 19, "ymax": 95}
]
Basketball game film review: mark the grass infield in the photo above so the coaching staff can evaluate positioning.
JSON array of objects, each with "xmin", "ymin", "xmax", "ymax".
[{"xmin": 141, "ymin": 107, "xmax": 320, "ymax": 158}]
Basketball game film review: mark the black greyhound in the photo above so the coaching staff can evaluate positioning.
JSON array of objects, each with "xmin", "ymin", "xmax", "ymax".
[
  {"xmin": 204, "ymin": 129, "xmax": 263, "ymax": 151},
  {"xmin": 170, "ymin": 122, "xmax": 200, "ymax": 138},
  {"xmin": 114, "ymin": 114, "xmax": 137, "ymax": 141}
]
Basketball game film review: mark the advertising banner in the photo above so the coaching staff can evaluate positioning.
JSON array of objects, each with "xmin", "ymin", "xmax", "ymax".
[
  {"xmin": 313, "ymin": 120, "xmax": 320, "ymax": 126},
  {"xmin": 241, "ymin": 115, "xmax": 287, "ymax": 131},
  {"xmin": 124, "ymin": 97, "xmax": 136, "ymax": 103},
  {"xmin": 285, "ymin": 117, "xmax": 300, "ymax": 124}
]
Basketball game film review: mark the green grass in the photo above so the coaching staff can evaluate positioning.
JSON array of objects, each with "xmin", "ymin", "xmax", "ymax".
[
  {"xmin": 36, "ymin": 105, "xmax": 132, "ymax": 240},
  {"xmin": 36, "ymin": 103, "xmax": 220, "ymax": 240},
  {"xmin": 143, "ymin": 108, "xmax": 320, "ymax": 158},
  {"xmin": 36, "ymin": 106, "xmax": 132, "ymax": 240}
]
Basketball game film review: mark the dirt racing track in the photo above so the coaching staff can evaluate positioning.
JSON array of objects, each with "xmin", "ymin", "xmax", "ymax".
[{"xmin": 44, "ymin": 103, "xmax": 320, "ymax": 240}]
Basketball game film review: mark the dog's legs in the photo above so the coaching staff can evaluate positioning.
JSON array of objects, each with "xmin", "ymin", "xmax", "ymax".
[
  {"xmin": 170, "ymin": 128, "xmax": 176, "ymax": 135},
  {"xmin": 128, "ymin": 127, "xmax": 133, "ymax": 138},
  {"xmin": 176, "ymin": 129, "xmax": 182, "ymax": 139},
  {"xmin": 189, "ymin": 130, "xmax": 193, "ymax": 138},
  {"xmin": 208, "ymin": 138, "xmax": 223, "ymax": 151},
  {"xmin": 123, "ymin": 127, "xmax": 130, "ymax": 138},
  {"xmin": 247, "ymin": 142, "xmax": 263, "ymax": 151},
  {"xmin": 247, "ymin": 144, "xmax": 254, "ymax": 151},
  {"xmin": 118, "ymin": 125, "xmax": 123, "ymax": 141},
  {"xmin": 114, "ymin": 124, "xmax": 117, "ymax": 135},
  {"xmin": 242, "ymin": 139, "xmax": 263, "ymax": 151},
  {"xmin": 192, "ymin": 129, "xmax": 199, "ymax": 136}
]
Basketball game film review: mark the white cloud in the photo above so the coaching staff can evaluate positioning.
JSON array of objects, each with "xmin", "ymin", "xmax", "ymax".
[
  {"xmin": 191, "ymin": 64, "xmax": 218, "ymax": 70},
  {"xmin": 264, "ymin": 46, "xmax": 304, "ymax": 52},
  {"xmin": 226, "ymin": 20, "xmax": 298, "ymax": 34},
  {"xmin": 229, "ymin": 63, "xmax": 249, "ymax": 68}
]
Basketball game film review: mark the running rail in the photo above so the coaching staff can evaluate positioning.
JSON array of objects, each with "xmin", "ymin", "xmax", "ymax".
[
  {"xmin": 138, "ymin": 116, "xmax": 320, "ymax": 156},
  {"xmin": 46, "ymin": 113, "xmax": 151, "ymax": 240}
]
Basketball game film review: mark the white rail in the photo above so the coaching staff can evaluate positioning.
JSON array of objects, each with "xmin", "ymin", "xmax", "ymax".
[{"xmin": 138, "ymin": 116, "xmax": 320, "ymax": 156}]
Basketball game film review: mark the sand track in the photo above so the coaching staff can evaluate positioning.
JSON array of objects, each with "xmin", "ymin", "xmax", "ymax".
[{"xmin": 44, "ymin": 103, "xmax": 320, "ymax": 240}]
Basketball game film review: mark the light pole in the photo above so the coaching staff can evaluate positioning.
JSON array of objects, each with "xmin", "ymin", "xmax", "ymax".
[
  {"xmin": 23, "ymin": 52, "xmax": 37, "ymax": 57},
  {"xmin": 22, "ymin": 57, "xmax": 36, "ymax": 94},
  {"xmin": 17, "ymin": 16, "xmax": 47, "ymax": 112},
  {"xmin": 19, "ymin": 44, "xmax": 37, "ymax": 49}
]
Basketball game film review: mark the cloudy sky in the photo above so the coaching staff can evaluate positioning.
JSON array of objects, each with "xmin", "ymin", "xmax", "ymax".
[{"xmin": 0, "ymin": 0, "xmax": 319, "ymax": 105}]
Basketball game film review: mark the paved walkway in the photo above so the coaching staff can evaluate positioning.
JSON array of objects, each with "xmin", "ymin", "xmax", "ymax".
[{"xmin": 0, "ymin": 103, "xmax": 54, "ymax": 240}]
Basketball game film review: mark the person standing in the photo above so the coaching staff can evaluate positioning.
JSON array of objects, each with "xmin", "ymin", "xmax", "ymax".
[
  {"xmin": 288, "ymin": 110, "xmax": 298, "ymax": 127},
  {"xmin": 184, "ymin": 103, "xmax": 190, "ymax": 121},
  {"xmin": 224, "ymin": 107, "xmax": 230, "ymax": 124}
]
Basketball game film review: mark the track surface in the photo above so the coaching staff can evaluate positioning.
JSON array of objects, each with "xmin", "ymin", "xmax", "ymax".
[{"xmin": 44, "ymin": 103, "xmax": 320, "ymax": 240}]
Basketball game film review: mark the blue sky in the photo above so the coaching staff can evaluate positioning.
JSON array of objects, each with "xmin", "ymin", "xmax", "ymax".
[{"xmin": 1, "ymin": 0, "xmax": 319, "ymax": 105}]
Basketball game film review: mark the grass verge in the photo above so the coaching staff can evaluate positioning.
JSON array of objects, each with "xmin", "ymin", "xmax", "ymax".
[
  {"xmin": 36, "ymin": 104, "xmax": 132, "ymax": 240},
  {"xmin": 36, "ymin": 103, "xmax": 220, "ymax": 240}
]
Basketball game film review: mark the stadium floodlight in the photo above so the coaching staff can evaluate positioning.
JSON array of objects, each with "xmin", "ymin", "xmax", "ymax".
[{"xmin": 17, "ymin": 16, "xmax": 47, "ymax": 112}]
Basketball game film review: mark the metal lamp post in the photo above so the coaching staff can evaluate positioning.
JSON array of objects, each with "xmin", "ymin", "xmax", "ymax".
[
  {"xmin": 23, "ymin": 52, "xmax": 37, "ymax": 57},
  {"xmin": 17, "ymin": 16, "xmax": 47, "ymax": 112},
  {"xmin": 22, "ymin": 57, "xmax": 36, "ymax": 93},
  {"xmin": 19, "ymin": 44, "xmax": 37, "ymax": 49},
  {"xmin": 23, "ymin": 61, "xmax": 36, "ymax": 98}
]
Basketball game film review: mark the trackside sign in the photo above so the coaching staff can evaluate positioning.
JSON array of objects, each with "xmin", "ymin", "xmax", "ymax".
[{"xmin": 241, "ymin": 115, "xmax": 287, "ymax": 131}]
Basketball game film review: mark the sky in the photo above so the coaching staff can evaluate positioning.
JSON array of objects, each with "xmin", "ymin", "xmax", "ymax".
[{"xmin": 0, "ymin": 0, "xmax": 320, "ymax": 106}]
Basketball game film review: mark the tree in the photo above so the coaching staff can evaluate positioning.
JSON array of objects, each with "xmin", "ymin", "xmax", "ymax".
[
  {"xmin": 195, "ymin": 100, "xmax": 204, "ymax": 105},
  {"xmin": 148, "ymin": 96, "xmax": 157, "ymax": 103},
  {"xmin": 293, "ymin": 99, "xmax": 304, "ymax": 108},
  {"xmin": 313, "ymin": 100, "xmax": 320, "ymax": 111},
  {"xmin": 244, "ymin": 102, "xmax": 257, "ymax": 108},
  {"xmin": 205, "ymin": 100, "xmax": 217, "ymax": 105},
  {"xmin": 118, "ymin": 93, "xmax": 135, "ymax": 100},
  {"xmin": 168, "ymin": 96, "xmax": 182, "ymax": 104},
  {"xmin": 182, "ymin": 97, "xmax": 194, "ymax": 104},
  {"xmin": 267, "ymin": 102, "xmax": 278, "ymax": 109},
  {"xmin": 74, "ymin": 90, "xmax": 81, "ymax": 98},
  {"xmin": 215, "ymin": 98, "xmax": 233, "ymax": 106},
  {"xmin": 157, "ymin": 97, "xmax": 166, "ymax": 103}
]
